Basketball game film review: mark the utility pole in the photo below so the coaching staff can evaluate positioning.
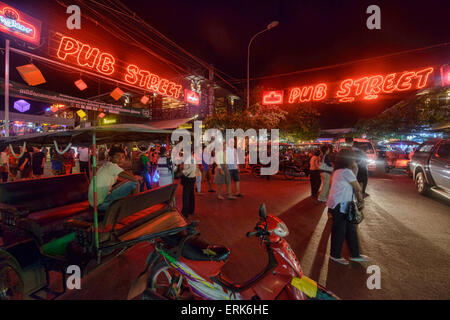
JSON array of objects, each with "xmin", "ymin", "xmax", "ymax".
[
  {"xmin": 4, "ymin": 39, "xmax": 10, "ymax": 137},
  {"xmin": 208, "ymin": 65, "xmax": 214, "ymax": 115}
]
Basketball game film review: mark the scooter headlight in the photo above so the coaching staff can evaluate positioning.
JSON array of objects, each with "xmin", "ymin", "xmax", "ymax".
[{"xmin": 273, "ymin": 221, "xmax": 289, "ymax": 237}]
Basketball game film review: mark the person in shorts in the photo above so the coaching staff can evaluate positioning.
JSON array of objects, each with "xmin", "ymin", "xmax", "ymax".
[{"xmin": 226, "ymin": 139, "xmax": 243, "ymax": 197}]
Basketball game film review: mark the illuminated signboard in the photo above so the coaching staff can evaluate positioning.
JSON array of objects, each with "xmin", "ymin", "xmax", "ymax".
[
  {"xmin": 262, "ymin": 90, "xmax": 284, "ymax": 105},
  {"xmin": 54, "ymin": 35, "xmax": 183, "ymax": 99},
  {"xmin": 440, "ymin": 65, "xmax": 450, "ymax": 87},
  {"xmin": 0, "ymin": 2, "xmax": 41, "ymax": 46},
  {"xmin": 263, "ymin": 67, "xmax": 436, "ymax": 105},
  {"xmin": 184, "ymin": 89, "xmax": 200, "ymax": 105}
]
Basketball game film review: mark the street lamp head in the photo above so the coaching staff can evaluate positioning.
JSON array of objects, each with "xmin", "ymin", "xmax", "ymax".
[{"xmin": 267, "ymin": 21, "xmax": 279, "ymax": 29}]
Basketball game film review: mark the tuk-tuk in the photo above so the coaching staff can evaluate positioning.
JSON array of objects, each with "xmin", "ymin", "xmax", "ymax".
[
  {"xmin": 382, "ymin": 140, "xmax": 420, "ymax": 174},
  {"xmin": 0, "ymin": 124, "xmax": 191, "ymax": 300}
]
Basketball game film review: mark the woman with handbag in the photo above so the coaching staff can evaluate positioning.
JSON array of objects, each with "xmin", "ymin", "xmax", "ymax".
[{"xmin": 327, "ymin": 149, "xmax": 369, "ymax": 265}]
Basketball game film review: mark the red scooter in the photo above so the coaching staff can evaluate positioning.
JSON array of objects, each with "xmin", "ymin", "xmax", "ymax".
[{"xmin": 128, "ymin": 204, "xmax": 338, "ymax": 300}]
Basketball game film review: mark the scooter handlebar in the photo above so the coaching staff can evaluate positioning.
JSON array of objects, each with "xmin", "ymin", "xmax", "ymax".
[{"xmin": 246, "ymin": 231, "xmax": 260, "ymax": 237}]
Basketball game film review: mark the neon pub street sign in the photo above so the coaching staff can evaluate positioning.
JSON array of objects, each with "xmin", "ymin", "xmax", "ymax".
[
  {"xmin": 0, "ymin": 2, "xmax": 41, "ymax": 46},
  {"xmin": 262, "ymin": 67, "xmax": 435, "ymax": 105},
  {"xmin": 56, "ymin": 35, "xmax": 183, "ymax": 99}
]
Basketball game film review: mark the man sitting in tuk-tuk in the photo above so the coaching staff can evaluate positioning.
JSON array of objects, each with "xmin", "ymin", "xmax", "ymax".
[{"xmin": 88, "ymin": 145, "xmax": 143, "ymax": 211}]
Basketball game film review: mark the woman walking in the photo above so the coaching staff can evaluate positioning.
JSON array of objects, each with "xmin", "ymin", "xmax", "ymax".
[
  {"xmin": 327, "ymin": 149, "xmax": 369, "ymax": 265},
  {"xmin": 156, "ymin": 147, "xmax": 173, "ymax": 187},
  {"xmin": 318, "ymin": 145, "xmax": 333, "ymax": 203},
  {"xmin": 179, "ymin": 152, "xmax": 196, "ymax": 217}
]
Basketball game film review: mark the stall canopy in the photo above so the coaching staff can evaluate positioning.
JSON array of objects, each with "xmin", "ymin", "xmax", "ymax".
[
  {"xmin": 145, "ymin": 117, "xmax": 196, "ymax": 130},
  {"xmin": 0, "ymin": 111, "xmax": 74, "ymax": 126},
  {"xmin": 0, "ymin": 123, "xmax": 173, "ymax": 147}
]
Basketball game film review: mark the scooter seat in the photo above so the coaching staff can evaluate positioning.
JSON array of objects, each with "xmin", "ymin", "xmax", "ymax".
[{"xmin": 182, "ymin": 237, "xmax": 230, "ymax": 262}]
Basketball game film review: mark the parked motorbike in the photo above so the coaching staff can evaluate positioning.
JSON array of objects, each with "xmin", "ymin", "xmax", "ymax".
[{"xmin": 128, "ymin": 204, "xmax": 338, "ymax": 300}]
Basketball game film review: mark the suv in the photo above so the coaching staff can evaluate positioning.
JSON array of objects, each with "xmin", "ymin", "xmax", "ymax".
[
  {"xmin": 336, "ymin": 138, "xmax": 377, "ymax": 172},
  {"xmin": 410, "ymin": 138, "xmax": 450, "ymax": 198}
]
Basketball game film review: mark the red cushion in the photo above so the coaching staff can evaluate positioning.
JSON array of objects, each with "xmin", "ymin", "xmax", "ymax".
[{"xmin": 28, "ymin": 201, "xmax": 91, "ymax": 225}]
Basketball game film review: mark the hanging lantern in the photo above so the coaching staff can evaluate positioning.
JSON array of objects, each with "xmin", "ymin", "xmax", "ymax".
[
  {"xmin": 140, "ymin": 95, "xmax": 150, "ymax": 104},
  {"xmin": 16, "ymin": 64, "xmax": 46, "ymax": 86},
  {"xmin": 13, "ymin": 99, "xmax": 30, "ymax": 113},
  {"xmin": 110, "ymin": 87, "xmax": 124, "ymax": 101},
  {"xmin": 75, "ymin": 79, "xmax": 88, "ymax": 91},
  {"xmin": 98, "ymin": 112, "xmax": 105, "ymax": 118},
  {"xmin": 77, "ymin": 109, "xmax": 87, "ymax": 119}
]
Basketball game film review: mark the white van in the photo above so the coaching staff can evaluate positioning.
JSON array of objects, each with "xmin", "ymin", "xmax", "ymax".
[{"xmin": 336, "ymin": 138, "xmax": 377, "ymax": 172}]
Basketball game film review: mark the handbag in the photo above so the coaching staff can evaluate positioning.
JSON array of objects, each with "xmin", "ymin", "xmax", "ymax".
[{"xmin": 346, "ymin": 191, "xmax": 364, "ymax": 224}]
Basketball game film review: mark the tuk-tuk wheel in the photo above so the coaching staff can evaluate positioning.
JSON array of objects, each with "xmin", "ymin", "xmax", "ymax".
[{"xmin": 0, "ymin": 261, "xmax": 24, "ymax": 300}]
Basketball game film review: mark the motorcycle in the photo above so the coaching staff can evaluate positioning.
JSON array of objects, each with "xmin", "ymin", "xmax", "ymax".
[{"xmin": 128, "ymin": 204, "xmax": 338, "ymax": 300}]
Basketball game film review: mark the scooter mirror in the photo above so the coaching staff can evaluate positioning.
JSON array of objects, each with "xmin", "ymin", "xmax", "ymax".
[{"xmin": 259, "ymin": 203, "xmax": 267, "ymax": 219}]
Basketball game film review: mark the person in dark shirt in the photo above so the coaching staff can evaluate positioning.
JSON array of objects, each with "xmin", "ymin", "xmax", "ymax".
[
  {"xmin": 32, "ymin": 147, "xmax": 46, "ymax": 178},
  {"xmin": 18, "ymin": 146, "xmax": 33, "ymax": 179}
]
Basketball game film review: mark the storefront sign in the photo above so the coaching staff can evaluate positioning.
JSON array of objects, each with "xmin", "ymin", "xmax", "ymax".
[
  {"xmin": 54, "ymin": 34, "xmax": 183, "ymax": 99},
  {"xmin": 263, "ymin": 67, "xmax": 436, "ymax": 105},
  {"xmin": 262, "ymin": 90, "xmax": 284, "ymax": 105},
  {"xmin": 184, "ymin": 89, "xmax": 200, "ymax": 105},
  {"xmin": 440, "ymin": 65, "xmax": 450, "ymax": 87},
  {"xmin": 0, "ymin": 2, "xmax": 41, "ymax": 46}
]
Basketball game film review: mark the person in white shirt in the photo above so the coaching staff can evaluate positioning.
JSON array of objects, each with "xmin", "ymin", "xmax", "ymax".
[
  {"xmin": 77, "ymin": 146, "xmax": 90, "ymax": 179},
  {"xmin": 88, "ymin": 146, "xmax": 142, "ymax": 211},
  {"xmin": 327, "ymin": 148, "xmax": 369, "ymax": 265},
  {"xmin": 226, "ymin": 139, "xmax": 243, "ymax": 197},
  {"xmin": 156, "ymin": 147, "xmax": 173, "ymax": 187},
  {"xmin": 309, "ymin": 149, "xmax": 322, "ymax": 198}
]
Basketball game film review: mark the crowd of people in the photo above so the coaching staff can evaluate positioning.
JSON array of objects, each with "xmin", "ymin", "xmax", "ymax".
[{"xmin": 1, "ymin": 137, "xmax": 371, "ymax": 266}]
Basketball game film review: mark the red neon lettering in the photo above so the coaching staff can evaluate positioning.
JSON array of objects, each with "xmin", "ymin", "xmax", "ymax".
[
  {"xmin": 365, "ymin": 75, "xmax": 383, "ymax": 96},
  {"xmin": 336, "ymin": 79, "xmax": 353, "ymax": 97},
  {"xmin": 0, "ymin": 6, "xmax": 39, "ymax": 45},
  {"xmin": 300, "ymin": 86, "xmax": 313, "ymax": 102},
  {"xmin": 77, "ymin": 44, "xmax": 99, "ymax": 68},
  {"xmin": 312, "ymin": 83, "xmax": 327, "ymax": 101},
  {"xmin": 382, "ymin": 73, "xmax": 396, "ymax": 93},
  {"xmin": 339, "ymin": 97, "xmax": 355, "ymax": 103},
  {"xmin": 167, "ymin": 82, "xmax": 177, "ymax": 97},
  {"xmin": 138, "ymin": 70, "xmax": 151, "ymax": 87},
  {"xmin": 363, "ymin": 95, "xmax": 378, "ymax": 100},
  {"xmin": 96, "ymin": 53, "xmax": 115, "ymax": 75},
  {"xmin": 288, "ymin": 88, "xmax": 301, "ymax": 103},
  {"xmin": 396, "ymin": 71, "xmax": 415, "ymax": 91},
  {"xmin": 57, "ymin": 36, "xmax": 79, "ymax": 60},
  {"xmin": 414, "ymin": 67, "xmax": 434, "ymax": 89},
  {"xmin": 158, "ymin": 79, "xmax": 170, "ymax": 94},
  {"xmin": 148, "ymin": 74, "xmax": 160, "ymax": 92},
  {"xmin": 354, "ymin": 77, "xmax": 369, "ymax": 96},
  {"xmin": 125, "ymin": 64, "xmax": 139, "ymax": 84},
  {"xmin": 173, "ymin": 85, "xmax": 182, "ymax": 98}
]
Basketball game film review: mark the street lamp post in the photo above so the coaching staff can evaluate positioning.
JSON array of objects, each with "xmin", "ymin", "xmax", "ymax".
[{"xmin": 247, "ymin": 21, "xmax": 279, "ymax": 109}]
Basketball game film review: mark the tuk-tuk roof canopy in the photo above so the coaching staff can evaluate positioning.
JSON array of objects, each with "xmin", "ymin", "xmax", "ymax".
[{"xmin": 0, "ymin": 124, "xmax": 173, "ymax": 148}]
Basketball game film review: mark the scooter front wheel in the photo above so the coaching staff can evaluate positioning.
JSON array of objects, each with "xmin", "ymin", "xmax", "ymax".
[{"xmin": 145, "ymin": 261, "xmax": 193, "ymax": 300}]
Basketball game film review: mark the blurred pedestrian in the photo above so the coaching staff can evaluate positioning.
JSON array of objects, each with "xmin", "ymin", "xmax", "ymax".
[
  {"xmin": 227, "ymin": 139, "xmax": 242, "ymax": 197},
  {"xmin": 18, "ymin": 146, "xmax": 33, "ymax": 179},
  {"xmin": 0, "ymin": 146, "xmax": 9, "ymax": 182},
  {"xmin": 8, "ymin": 147, "xmax": 20, "ymax": 181},
  {"xmin": 32, "ymin": 147, "xmax": 46, "ymax": 178},
  {"xmin": 202, "ymin": 150, "xmax": 215, "ymax": 192},
  {"xmin": 157, "ymin": 147, "xmax": 173, "ymax": 187},
  {"xmin": 214, "ymin": 143, "xmax": 235, "ymax": 200},
  {"xmin": 137, "ymin": 146, "xmax": 151, "ymax": 192},
  {"xmin": 327, "ymin": 149, "xmax": 369, "ymax": 265},
  {"xmin": 78, "ymin": 146, "xmax": 90, "ymax": 179},
  {"xmin": 179, "ymin": 151, "xmax": 196, "ymax": 217},
  {"xmin": 51, "ymin": 148, "xmax": 64, "ymax": 176},
  {"xmin": 318, "ymin": 145, "xmax": 333, "ymax": 203},
  {"xmin": 309, "ymin": 149, "xmax": 322, "ymax": 198}
]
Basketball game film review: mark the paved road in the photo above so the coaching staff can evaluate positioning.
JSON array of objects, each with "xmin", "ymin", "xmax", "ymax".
[{"xmin": 59, "ymin": 169, "xmax": 450, "ymax": 300}]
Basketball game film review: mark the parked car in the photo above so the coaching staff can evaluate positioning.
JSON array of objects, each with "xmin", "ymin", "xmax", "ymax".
[
  {"xmin": 336, "ymin": 138, "xmax": 378, "ymax": 173},
  {"xmin": 409, "ymin": 138, "xmax": 450, "ymax": 198}
]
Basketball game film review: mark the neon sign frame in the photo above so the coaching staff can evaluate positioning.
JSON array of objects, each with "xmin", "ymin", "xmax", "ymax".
[
  {"xmin": 0, "ymin": 2, "xmax": 41, "ymax": 46},
  {"xmin": 262, "ymin": 90, "xmax": 284, "ymax": 105},
  {"xmin": 55, "ymin": 35, "xmax": 183, "ymax": 99}
]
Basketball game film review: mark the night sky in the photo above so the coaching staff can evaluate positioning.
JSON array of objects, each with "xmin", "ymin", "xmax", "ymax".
[{"xmin": 4, "ymin": 0, "xmax": 450, "ymax": 129}]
